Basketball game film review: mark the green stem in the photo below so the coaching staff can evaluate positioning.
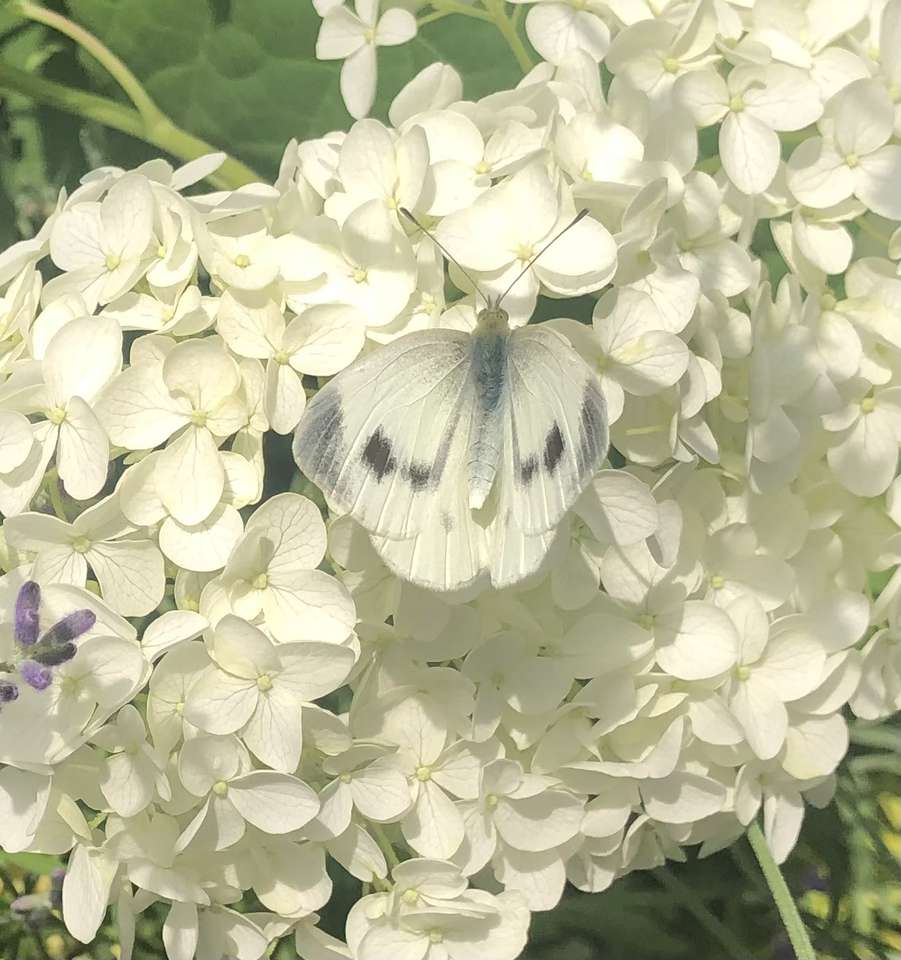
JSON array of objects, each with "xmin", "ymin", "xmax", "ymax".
[
  {"xmin": 0, "ymin": 62, "xmax": 259, "ymax": 190},
  {"xmin": 429, "ymin": 0, "xmax": 494, "ymax": 23},
  {"xmin": 16, "ymin": 1, "xmax": 162, "ymax": 127},
  {"xmin": 417, "ymin": 9, "xmax": 455, "ymax": 26},
  {"xmin": 654, "ymin": 867, "xmax": 757, "ymax": 960},
  {"xmin": 484, "ymin": 0, "xmax": 534, "ymax": 72},
  {"xmin": 46, "ymin": 472, "xmax": 68, "ymax": 522},
  {"xmin": 370, "ymin": 822, "xmax": 401, "ymax": 873},
  {"xmin": 746, "ymin": 821, "xmax": 816, "ymax": 960}
]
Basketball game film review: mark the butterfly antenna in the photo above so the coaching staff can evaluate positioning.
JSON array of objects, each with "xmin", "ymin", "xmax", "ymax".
[
  {"xmin": 496, "ymin": 208, "xmax": 590, "ymax": 307},
  {"xmin": 399, "ymin": 207, "xmax": 492, "ymax": 309}
]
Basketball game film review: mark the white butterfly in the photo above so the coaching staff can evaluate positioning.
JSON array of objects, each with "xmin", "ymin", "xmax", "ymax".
[{"xmin": 292, "ymin": 212, "xmax": 609, "ymax": 592}]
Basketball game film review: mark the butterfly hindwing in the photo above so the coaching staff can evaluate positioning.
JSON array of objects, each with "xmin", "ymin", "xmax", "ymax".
[
  {"xmin": 499, "ymin": 324, "xmax": 609, "ymax": 537},
  {"xmin": 292, "ymin": 329, "xmax": 475, "ymax": 541}
]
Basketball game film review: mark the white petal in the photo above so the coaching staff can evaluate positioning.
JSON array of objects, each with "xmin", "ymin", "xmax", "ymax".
[
  {"xmin": 156, "ymin": 426, "xmax": 225, "ymax": 525},
  {"xmin": 340, "ymin": 45, "xmax": 378, "ymax": 120},
  {"xmin": 50, "ymin": 203, "xmax": 104, "ymax": 272},
  {"xmin": 402, "ymin": 780, "xmax": 464, "ymax": 858},
  {"xmin": 654, "ymin": 601, "xmax": 739, "ymax": 680},
  {"xmin": 854, "ymin": 145, "xmax": 901, "ymax": 220},
  {"xmin": 0, "ymin": 410, "xmax": 37, "ymax": 472},
  {"xmin": 101, "ymin": 174, "xmax": 155, "ymax": 262},
  {"xmin": 264, "ymin": 359, "xmax": 307, "ymax": 435},
  {"xmin": 494, "ymin": 791, "xmax": 583, "ymax": 851},
  {"xmin": 183, "ymin": 668, "xmax": 257, "ymax": 735},
  {"xmin": 158, "ymin": 505, "xmax": 244, "ymax": 572},
  {"xmin": 375, "ymin": 7, "xmax": 416, "ymax": 46},
  {"xmin": 62, "ymin": 844, "xmax": 117, "ymax": 943},
  {"xmin": 242, "ymin": 686, "xmax": 304, "ymax": 773},
  {"xmin": 228, "ymin": 771, "xmax": 320, "ymax": 833},
  {"xmin": 162, "ymin": 901, "xmax": 198, "ymax": 960},
  {"xmin": 525, "ymin": 5, "xmax": 610, "ymax": 65},
  {"xmin": 729, "ymin": 678, "xmax": 787, "ymax": 759},
  {"xmin": 97, "ymin": 363, "xmax": 186, "ymax": 450},
  {"xmin": 88, "ymin": 539, "xmax": 165, "ymax": 617},
  {"xmin": 787, "ymin": 137, "xmax": 855, "ymax": 208},
  {"xmin": 263, "ymin": 571, "xmax": 355, "ymax": 644},
  {"xmin": 316, "ymin": 6, "xmax": 365, "ymax": 60},
  {"xmin": 44, "ymin": 315, "xmax": 122, "ymax": 405},
  {"xmin": 57, "ymin": 398, "xmax": 110, "ymax": 501},
  {"xmin": 832, "ymin": 78, "xmax": 893, "ymax": 157},
  {"xmin": 720, "ymin": 111, "xmax": 780, "ymax": 195}
]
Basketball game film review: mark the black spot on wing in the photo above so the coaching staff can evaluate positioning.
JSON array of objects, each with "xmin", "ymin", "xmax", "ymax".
[
  {"xmin": 362, "ymin": 428, "xmax": 396, "ymax": 481},
  {"xmin": 543, "ymin": 422, "xmax": 565, "ymax": 473},
  {"xmin": 520, "ymin": 454, "xmax": 539, "ymax": 485},
  {"xmin": 405, "ymin": 461, "xmax": 433, "ymax": 491}
]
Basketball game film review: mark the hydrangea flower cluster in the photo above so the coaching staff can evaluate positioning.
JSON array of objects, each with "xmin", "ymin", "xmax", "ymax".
[{"xmin": 1, "ymin": 1, "xmax": 900, "ymax": 958}]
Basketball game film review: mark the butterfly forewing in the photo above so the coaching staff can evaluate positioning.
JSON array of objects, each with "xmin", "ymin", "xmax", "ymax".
[{"xmin": 292, "ymin": 329, "xmax": 475, "ymax": 541}]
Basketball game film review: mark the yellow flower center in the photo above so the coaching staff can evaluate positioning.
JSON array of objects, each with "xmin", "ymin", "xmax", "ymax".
[
  {"xmin": 710, "ymin": 574, "xmax": 726, "ymax": 590},
  {"xmin": 190, "ymin": 410, "xmax": 208, "ymax": 427},
  {"xmin": 415, "ymin": 765, "xmax": 432, "ymax": 782},
  {"xmin": 735, "ymin": 665, "xmax": 752, "ymax": 681},
  {"xmin": 845, "ymin": 153, "xmax": 859, "ymax": 168},
  {"xmin": 429, "ymin": 930, "xmax": 444, "ymax": 944},
  {"xmin": 820, "ymin": 292, "xmax": 837, "ymax": 311},
  {"xmin": 860, "ymin": 396, "xmax": 876, "ymax": 414},
  {"xmin": 71, "ymin": 535, "xmax": 91, "ymax": 554},
  {"xmin": 486, "ymin": 793, "xmax": 499, "ymax": 809},
  {"xmin": 252, "ymin": 573, "xmax": 269, "ymax": 590},
  {"xmin": 729, "ymin": 94, "xmax": 745, "ymax": 113},
  {"xmin": 352, "ymin": 266, "xmax": 368, "ymax": 284},
  {"xmin": 46, "ymin": 406, "xmax": 67, "ymax": 425},
  {"xmin": 401, "ymin": 888, "xmax": 419, "ymax": 905},
  {"xmin": 105, "ymin": 253, "xmax": 121, "ymax": 270},
  {"xmin": 212, "ymin": 780, "xmax": 228, "ymax": 796},
  {"xmin": 662, "ymin": 57, "xmax": 680, "ymax": 74},
  {"xmin": 234, "ymin": 253, "xmax": 251, "ymax": 268},
  {"xmin": 257, "ymin": 674, "xmax": 273, "ymax": 692},
  {"xmin": 638, "ymin": 613, "xmax": 656, "ymax": 630}
]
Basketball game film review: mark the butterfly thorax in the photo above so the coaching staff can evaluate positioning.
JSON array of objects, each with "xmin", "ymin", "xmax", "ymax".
[
  {"xmin": 468, "ymin": 317, "xmax": 509, "ymax": 511},
  {"xmin": 475, "ymin": 304, "xmax": 511, "ymax": 336}
]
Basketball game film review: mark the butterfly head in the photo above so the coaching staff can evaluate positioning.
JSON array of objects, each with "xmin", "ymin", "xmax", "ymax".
[{"xmin": 476, "ymin": 302, "xmax": 510, "ymax": 336}]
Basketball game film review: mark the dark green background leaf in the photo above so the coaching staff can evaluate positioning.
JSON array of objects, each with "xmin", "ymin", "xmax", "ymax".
[{"xmin": 66, "ymin": 0, "xmax": 520, "ymax": 177}]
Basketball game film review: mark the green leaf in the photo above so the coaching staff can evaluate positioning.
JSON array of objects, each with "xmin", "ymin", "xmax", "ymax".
[
  {"xmin": 0, "ymin": 851, "xmax": 60, "ymax": 875},
  {"xmin": 66, "ymin": 0, "xmax": 520, "ymax": 178}
]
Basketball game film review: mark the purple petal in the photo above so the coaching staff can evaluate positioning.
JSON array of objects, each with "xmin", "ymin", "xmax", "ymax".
[
  {"xmin": 0, "ymin": 681, "xmax": 19, "ymax": 704},
  {"xmin": 19, "ymin": 660, "xmax": 52, "ymax": 691},
  {"xmin": 14, "ymin": 581, "xmax": 41, "ymax": 647},
  {"xmin": 39, "ymin": 609, "xmax": 96, "ymax": 647}
]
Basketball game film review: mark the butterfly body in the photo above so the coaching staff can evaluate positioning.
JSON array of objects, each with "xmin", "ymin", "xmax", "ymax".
[
  {"xmin": 293, "ymin": 295, "xmax": 609, "ymax": 592},
  {"xmin": 468, "ymin": 308, "xmax": 510, "ymax": 510}
]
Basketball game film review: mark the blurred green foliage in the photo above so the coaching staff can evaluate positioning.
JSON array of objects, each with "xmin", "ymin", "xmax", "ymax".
[{"xmin": 0, "ymin": 3, "xmax": 899, "ymax": 959}]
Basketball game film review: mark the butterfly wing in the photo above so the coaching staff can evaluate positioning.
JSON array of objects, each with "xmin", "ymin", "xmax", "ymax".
[
  {"xmin": 499, "ymin": 324, "xmax": 609, "ymax": 537},
  {"xmin": 292, "ymin": 329, "xmax": 476, "ymax": 542}
]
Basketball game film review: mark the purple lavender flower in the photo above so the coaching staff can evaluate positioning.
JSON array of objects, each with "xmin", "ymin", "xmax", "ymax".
[
  {"xmin": 40, "ymin": 608, "xmax": 96, "ymax": 646},
  {"xmin": 19, "ymin": 660, "xmax": 52, "ymax": 691},
  {"xmin": 5, "ymin": 583, "xmax": 95, "ymax": 700},
  {"xmin": 14, "ymin": 581, "xmax": 41, "ymax": 647}
]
